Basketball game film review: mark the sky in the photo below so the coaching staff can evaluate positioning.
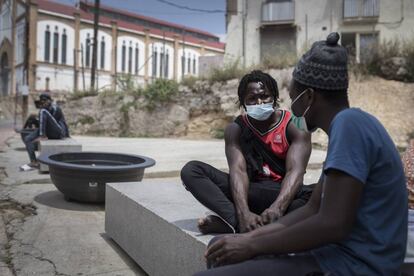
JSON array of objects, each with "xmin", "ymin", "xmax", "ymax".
[{"xmin": 58, "ymin": 0, "xmax": 226, "ymax": 41}]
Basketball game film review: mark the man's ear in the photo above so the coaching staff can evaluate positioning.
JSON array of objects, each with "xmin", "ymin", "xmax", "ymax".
[{"xmin": 306, "ymin": 88, "xmax": 315, "ymax": 105}]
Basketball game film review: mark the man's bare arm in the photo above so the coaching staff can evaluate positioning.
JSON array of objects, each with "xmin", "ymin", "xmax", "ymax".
[
  {"xmin": 261, "ymin": 122, "xmax": 312, "ymax": 223},
  {"xmin": 225, "ymin": 123, "xmax": 263, "ymax": 232}
]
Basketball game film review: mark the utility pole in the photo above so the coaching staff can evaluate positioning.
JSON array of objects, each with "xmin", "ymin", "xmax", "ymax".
[
  {"xmin": 90, "ymin": 0, "xmax": 100, "ymax": 91},
  {"xmin": 242, "ymin": 0, "xmax": 247, "ymax": 68}
]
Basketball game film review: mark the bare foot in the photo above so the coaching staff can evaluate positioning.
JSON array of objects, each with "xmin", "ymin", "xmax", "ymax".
[
  {"xmin": 197, "ymin": 215, "xmax": 233, "ymax": 234},
  {"xmin": 28, "ymin": 161, "xmax": 39, "ymax": 168}
]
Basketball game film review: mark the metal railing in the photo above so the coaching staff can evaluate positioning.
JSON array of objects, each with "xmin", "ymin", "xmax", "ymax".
[
  {"xmin": 344, "ymin": 0, "xmax": 379, "ymax": 18},
  {"xmin": 262, "ymin": 1, "xmax": 295, "ymax": 24}
]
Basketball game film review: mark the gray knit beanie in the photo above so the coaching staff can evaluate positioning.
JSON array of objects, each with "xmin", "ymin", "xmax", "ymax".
[{"xmin": 293, "ymin": 32, "xmax": 348, "ymax": 90}]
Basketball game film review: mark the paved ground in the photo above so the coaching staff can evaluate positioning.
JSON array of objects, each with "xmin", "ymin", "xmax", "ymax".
[{"xmin": 0, "ymin": 134, "xmax": 325, "ymax": 276}]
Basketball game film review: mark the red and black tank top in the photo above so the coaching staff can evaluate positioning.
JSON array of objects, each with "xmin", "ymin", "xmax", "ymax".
[{"xmin": 241, "ymin": 109, "xmax": 292, "ymax": 182}]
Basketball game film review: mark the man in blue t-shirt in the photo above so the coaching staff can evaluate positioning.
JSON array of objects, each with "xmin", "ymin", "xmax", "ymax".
[{"xmin": 195, "ymin": 32, "xmax": 407, "ymax": 276}]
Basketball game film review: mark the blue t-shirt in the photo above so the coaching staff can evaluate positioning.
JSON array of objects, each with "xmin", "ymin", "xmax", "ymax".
[{"xmin": 311, "ymin": 108, "xmax": 407, "ymax": 276}]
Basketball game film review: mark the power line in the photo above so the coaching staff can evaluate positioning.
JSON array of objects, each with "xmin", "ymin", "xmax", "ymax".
[{"xmin": 153, "ymin": 0, "xmax": 226, "ymax": 14}]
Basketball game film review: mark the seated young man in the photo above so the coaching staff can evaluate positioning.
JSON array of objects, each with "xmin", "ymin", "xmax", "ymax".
[
  {"xmin": 196, "ymin": 33, "xmax": 407, "ymax": 276},
  {"xmin": 181, "ymin": 70, "xmax": 313, "ymax": 234},
  {"xmin": 21, "ymin": 93, "xmax": 69, "ymax": 170}
]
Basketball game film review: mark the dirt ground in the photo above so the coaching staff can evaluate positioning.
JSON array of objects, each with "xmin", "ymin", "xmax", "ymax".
[{"xmin": 311, "ymin": 76, "xmax": 414, "ymax": 149}]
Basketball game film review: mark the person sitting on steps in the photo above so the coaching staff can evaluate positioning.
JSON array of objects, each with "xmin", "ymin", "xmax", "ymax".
[{"xmin": 20, "ymin": 93, "xmax": 69, "ymax": 171}]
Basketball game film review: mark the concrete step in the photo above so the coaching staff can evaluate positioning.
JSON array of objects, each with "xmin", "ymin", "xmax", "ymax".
[
  {"xmin": 104, "ymin": 170, "xmax": 322, "ymax": 276},
  {"xmin": 105, "ymin": 178, "xmax": 214, "ymax": 276}
]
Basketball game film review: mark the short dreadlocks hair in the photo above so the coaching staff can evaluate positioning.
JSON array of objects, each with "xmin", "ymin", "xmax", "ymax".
[{"xmin": 237, "ymin": 70, "xmax": 279, "ymax": 109}]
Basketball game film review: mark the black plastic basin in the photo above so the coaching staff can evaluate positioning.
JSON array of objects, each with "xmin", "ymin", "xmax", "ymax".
[{"xmin": 38, "ymin": 152, "xmax": 155, "ymax": 203}]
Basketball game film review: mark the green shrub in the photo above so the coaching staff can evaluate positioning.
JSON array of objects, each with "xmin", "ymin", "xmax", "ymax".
[
  {"xmin": 77, "ymin": 115, "xmax": 95, "ymax": 125},
  {"xmin": 260, "ymin": 45, "xmax": 297, "ymax": 70},
  {"xmin": 208, "ymin": 60, "xmax": 247, "ymax": 84},
  {"xmin": 212, "ymin": 128, "xmax": 225, "ymax": 139},
  {"xmin": 117, "ymin": 74, "xmax": 139, "ymax": 93},
  {"xmin": 402, "ymin": 39, "xmax": 414, "ymax": 82},
  {"xmin": 181, "ymin": 76, "xmax": 200, "ymax": 88},
  {"xmin": 355, "ymin": 39, "xmax": 414, "ymax": 82},
  {"xmin": 142, "ymin": 79, "xmax": 179, "ymax": 110},
  {"xmin": 69, "ymin": 90, "xmax": 98, "ymax": 100}
]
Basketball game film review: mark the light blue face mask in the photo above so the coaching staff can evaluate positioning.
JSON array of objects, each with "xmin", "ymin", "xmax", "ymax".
[
  {"xmin": 290, "ymin": 90, "xmax": 317, "ymax": 133},
  {"xmin": 246, "ymin": 102, "xmax": 274, "ymax": 121}
]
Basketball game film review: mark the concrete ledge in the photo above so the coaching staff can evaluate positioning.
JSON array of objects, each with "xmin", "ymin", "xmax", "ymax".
[
  {"xmin": 105, "ymin": 178, "xmax": 213, "ymax": 276},
  {"xmin": 39, "ymin": 138, "xmax": 82, "ymax": 173}
]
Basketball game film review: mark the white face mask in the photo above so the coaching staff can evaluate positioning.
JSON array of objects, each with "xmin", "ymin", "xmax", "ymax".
[
  {"xmin": 246, "ymin": 102, "xmax": 274, "ymax": 121},
  {"xmin": 290, "ymin": 90, "xmax": 317, "ymax": 133}
]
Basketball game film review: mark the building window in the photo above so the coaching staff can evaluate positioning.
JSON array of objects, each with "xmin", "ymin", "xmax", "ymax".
[
  {"xmin": 193, "ymin": 55, "xmax": 196, "ymax": 75},
  {"xmin": 53, "ymin": 27, "xmax": 59, "ymax": 64},
  {"xmin": 121, "ymin": 41, "xmax": 126, "ymax": 72},
  {"xmin": 61, "ymin": 29, "xmax": 67, "ymax": 64},
  {"xmin": 99, "ymin": 37, "xmax": 105, "ymax": 70},
  {"xmin": 164, "ymin": 49, "xmax": 170, "ymax": 78},
  {"xmin": 135, "ymin": 45, "xmax": 139, "ymax": 75},
  {"xmin": 45, "ymin": 77, "xmax": 50, "ymax": 91},
  {"xmin": 187, "ymin": 54, "xmax": 191, "ymax": 75},
  {"xmin": 128, "ymin": 43, "xmax": 133, "ymax": 74},
  {"xmin": 159, "ymin": 49, "xmax": 164, "ymax": 78},
  {"xmin": 152, "ymin": 46, "xmax": 157, "ymax": 77},
  {"xmin": 44, "ymin": 25, "xmax": 50, "ymax": 62},
  {"xmin": 181, "ymin": 54, "xmax": 185, "ymax": 76},
  {"xmin": 85, "ymin": 34, "xmax": 91, "ymax": 67}
]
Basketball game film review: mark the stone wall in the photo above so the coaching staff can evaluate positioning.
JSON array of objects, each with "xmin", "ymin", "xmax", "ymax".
[{"xmin": 3, "ymin": 68, "xmax": 412, "ymax": 149}]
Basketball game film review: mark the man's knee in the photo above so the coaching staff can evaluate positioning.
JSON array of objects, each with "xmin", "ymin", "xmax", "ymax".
[{"xmin": 180, "ymin": 160, "xmax": 204, "ymax": 185}]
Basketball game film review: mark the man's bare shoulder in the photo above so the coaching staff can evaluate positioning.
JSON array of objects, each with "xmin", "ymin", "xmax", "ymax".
[{"xmin": 224, "ymin": 122, "xmax": 242, "ymax": 145}]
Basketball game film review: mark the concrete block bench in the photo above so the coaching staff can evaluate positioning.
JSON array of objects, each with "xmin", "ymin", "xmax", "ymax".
[
  {"xmin": 39, "ymin": 138, "xmax": 82, "ymax": 173},
  {"xmin": 105, "ymin": 178, "xmax": 214, "ymax": 276}
]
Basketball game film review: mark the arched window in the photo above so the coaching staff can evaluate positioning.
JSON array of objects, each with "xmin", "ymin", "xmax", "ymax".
[
  {"xmin": 53, "ymin": 26, "xmax": 59, "ymax": 63},
  {"xmin": 159, "ymin": 47, "xmax": 164, "ymax": 78},
  {"xmin": 135, "ymin": 44, "xmax": 139, "ymax": 75},
  {"xmin": 193, "ymin": 54, "xmax": 196, "ymax": 75},
  {"xmin": 181, "ymin": 52, "xmax": 185, "ymax": 76},
  {"xmin": 61, "ymin": 29, "xmax": 67, "ymax": 64},
  {"xmin": 100, "ymin": 36, "xmax": 105, "ymax": 69},
  {"xmin": 85, "ymin": 34, "xmax": 91, "ymax": 67},
  {"xmin": 44, "ymin": 25, "xmax": 50, "ymax": 62},
  {"xmin": 187, "ymin": 53, "xmax": 191, "ymax": 74},
  {"xmin": 128, "ymin": 42, "xmax": 133, "ymax": 74},
  {"xmin": 152, "ymin": 46, "xmax": 157, "ymax": 77},
  {"xmin": 165, "ymin": 49, "xmax": 169, "ymax": 78},
  {"xmin": 121, "ymin": 41, "xmax": 126, "ymax": 72}
]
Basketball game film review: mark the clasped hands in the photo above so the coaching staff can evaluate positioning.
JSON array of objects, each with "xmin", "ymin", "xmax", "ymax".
[
  {"xmin": 238, "ymin": 207, "xmax": 282, "ymax": 233},
  {"xmin": 205, "ymin": 208, "xmax": 282, "ymax": 267}
]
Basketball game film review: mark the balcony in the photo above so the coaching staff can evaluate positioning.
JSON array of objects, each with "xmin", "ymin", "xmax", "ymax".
[
  {"xmin": 262, "ymin": 1, "xmax": 295, "ymax": 26},
  {"xmin": 343, "ymin": 0, "xmax": 379, "ymax": 23}
]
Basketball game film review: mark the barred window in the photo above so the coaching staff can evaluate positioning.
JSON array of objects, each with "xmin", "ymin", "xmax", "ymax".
[
  {"xmin": 100, "ymin": 37, "xmax": 105, "ymax": 69},
  {"xmin": 121, "ymin": 41, "xmax": 126, "ymax": 72},
  {"xmin": 44, "ymin": 25, "xmax": 50, "ymax": 62},
  {"xmin": 61, "ymin": 29, "xmax": 67, "ymax": 64},
  {"xmin": 53, "ymin": 27, "xmax": 59, "ymax": 64},
  {"xmin": 85, "ymin": 34, "xmax": 91, "ymax": 67}
]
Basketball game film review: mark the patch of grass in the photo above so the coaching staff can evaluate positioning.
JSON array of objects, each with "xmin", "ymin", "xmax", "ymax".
[
  {"xmin": 207, "ymin": 60, "xmax": 247, "ymax": 84},
  {"xmin": 69, "ymin": 90, "xmax": 98, "ymax": 100},
  {"xmin": 117, "ymin": 74, "xmax": 140, "ymax": 93},
  {"xmin": 402, "ymin": 39, "xmax": 414, "ymax": 82},
  {"xmin": 212, "ymin": 128, "xmax": 225, "ymax": 139},
  {"xmin": 260, "ymin": 45, "xmax": 297, "ymax": 70},
  {"xmin": 181, "ymin": 76, "xmax": 200, "ymax": 88},
  {"xmin": 77, "ymin": 115, "xmax": 95, "ymax": 125},
  {"xmin": 354, "ymin": 38, "xmax": 414, "ymax": 82},
  {"xmin": 142, "ymin": 79, "xmax": 179, "ymax": 110}
]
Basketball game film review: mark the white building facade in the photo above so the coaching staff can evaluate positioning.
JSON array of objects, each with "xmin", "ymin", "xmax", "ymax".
[
  {"xmin": 225, "ymin": 0, "xmax": 414, "ymax": 66},
  {"xmin": 0, "ymin": 0, "xmax": 225, "ymax": 96}
]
